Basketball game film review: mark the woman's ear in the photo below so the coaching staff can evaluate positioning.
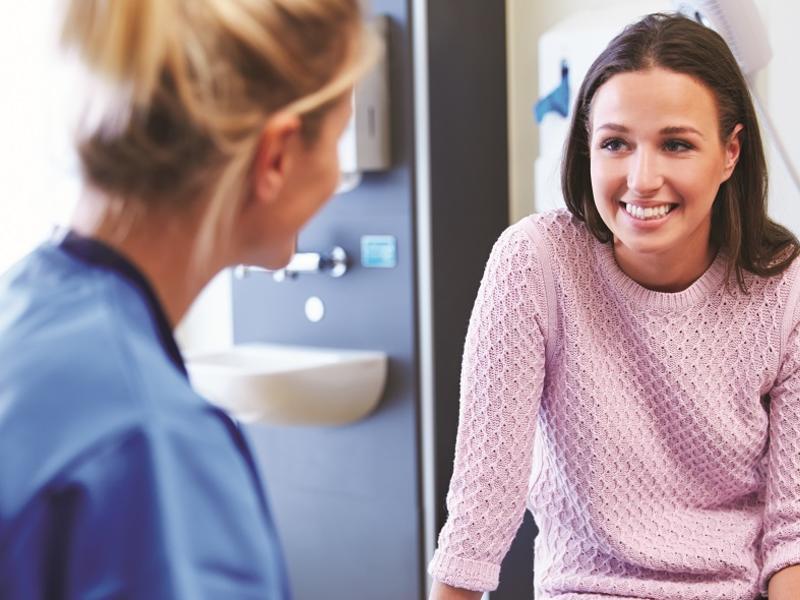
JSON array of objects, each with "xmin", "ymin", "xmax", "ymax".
[
  {"xmin": 722, "ymin": 123, "xmax": 744, "ymax": 182},
  {"xmin": 251, "ymin": 111, "xmax": 302, "ymax": 205}
]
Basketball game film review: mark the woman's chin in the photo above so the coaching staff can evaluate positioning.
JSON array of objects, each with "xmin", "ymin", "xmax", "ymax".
[
  {"xmin": 242, "ymin": 239, "xmax": 297, "ymax": 270},
  {"xmin": 613, "ymin": 231, "xmax": 675, "ymax": 258},
  {"xmin": 258, "ymin": 253, "xmax": 293, "ymax": 271}
]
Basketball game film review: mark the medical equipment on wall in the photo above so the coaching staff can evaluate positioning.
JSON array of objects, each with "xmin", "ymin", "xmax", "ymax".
[
  {"xmin": 672, "ymin": 0, "xmax": 800, "ymax": 192},
  {"xmin": 672, "ymin": 0, "xmax": 770, "ymax": 76}
]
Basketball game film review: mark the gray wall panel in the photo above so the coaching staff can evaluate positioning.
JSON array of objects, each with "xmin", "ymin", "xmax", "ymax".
[{"xmin": 233, "ymin": 4, "xmax": 424, "ymax": 599}]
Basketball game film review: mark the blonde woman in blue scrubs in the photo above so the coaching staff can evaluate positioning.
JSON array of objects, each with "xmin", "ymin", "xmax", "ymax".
[{"xmin": 0, "ymin": 1, "xmax": 377, "ymax": 598}]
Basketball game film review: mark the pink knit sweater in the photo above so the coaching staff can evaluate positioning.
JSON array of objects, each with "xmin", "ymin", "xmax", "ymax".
[{"xmin": 429, "ymin": 210, "xmax": 800, "ymax": 600}]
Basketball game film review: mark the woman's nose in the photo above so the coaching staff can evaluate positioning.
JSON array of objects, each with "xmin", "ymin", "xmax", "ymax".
[{"xmin": 627, "ymin": 149, "xmax": 663, "ymax": 196}]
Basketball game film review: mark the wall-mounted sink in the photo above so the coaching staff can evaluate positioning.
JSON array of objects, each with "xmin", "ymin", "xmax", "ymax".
[{"xmin": 186, "ymin": 344, "xmax": 388, "ymax": 426}]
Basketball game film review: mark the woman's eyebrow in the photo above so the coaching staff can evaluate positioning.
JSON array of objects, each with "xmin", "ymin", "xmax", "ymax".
[
  {"xmin": 596, "ymin": 123, "xmax": 629, "ymax": 133},
  {"xmin": 660, "ymin": 125, "xmax": 705, "ymax": 138},
  {"xmin": 595, "ymin": 123, "xmax": 705, "ymax": 139}
]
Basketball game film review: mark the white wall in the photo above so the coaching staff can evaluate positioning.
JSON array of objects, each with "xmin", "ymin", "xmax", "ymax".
[
  {"xmin": 763, "ymin": 1, "xmax": 800, "ymax": 234},
  {"xmin": 507, "ymin": 0, "xmax": 800, "ymax": 232},
  {"xmin": 174, "ymin": 270, "xmax": 234, "ymax": 353},
  {"xmin": 0, "ymin": 2, "xmax": 78, "ymax": 274}
]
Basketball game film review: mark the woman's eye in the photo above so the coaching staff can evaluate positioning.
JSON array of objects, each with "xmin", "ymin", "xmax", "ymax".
[
  {"xmin": 599, "ymin": 138, "xmax": 626, "ymax": 152},
  {"xmin": 663, "ymin": 139, "xmax": 694, "ymax": 152}
]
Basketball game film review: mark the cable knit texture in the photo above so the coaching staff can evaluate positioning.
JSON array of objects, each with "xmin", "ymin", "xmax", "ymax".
[{"xmin": 429, "ymin": 209, "xmax": 800, "ymax": 599}]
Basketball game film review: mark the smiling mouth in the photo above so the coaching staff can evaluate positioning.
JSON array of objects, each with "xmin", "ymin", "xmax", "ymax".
[{"xmin": 620, "ymin": 201, "xmax": 678, "ymax": 221}]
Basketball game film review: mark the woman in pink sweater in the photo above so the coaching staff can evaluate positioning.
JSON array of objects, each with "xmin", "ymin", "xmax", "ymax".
[{"xmin": 429, "ymin": 13, "xmax": 800, "ymax": 600}]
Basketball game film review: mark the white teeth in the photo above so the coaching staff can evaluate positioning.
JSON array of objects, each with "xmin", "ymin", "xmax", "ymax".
[{"xmin": 625, "ymin": 203, "xmax": 673, "ymax": 221}]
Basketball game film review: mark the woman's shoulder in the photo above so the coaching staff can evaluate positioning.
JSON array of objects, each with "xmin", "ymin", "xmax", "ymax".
[
  {"xmin": 497, "ymin": 208, "xmax": 596, "ymax": 275},
  {"xmin": 0, "ymin": 245, "xmax": 212, "ymax": 504},
  {"xmin": 737, "ymin": 245, "xmax": 800, "ymax": 301},
  {"xmin": 757, "ymin": 249, "xmax": 800, "ymax": 329},
  {"xmin": 507, "ymin": 208, "xmax": 593, "ymax": 250},
  {"xmin": 487, "ymin": 208, "xmax": 597, "ymax": 296}
]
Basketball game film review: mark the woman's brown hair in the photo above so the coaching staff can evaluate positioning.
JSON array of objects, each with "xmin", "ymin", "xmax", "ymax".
[{"xmin": 561, "ymin": 12, "xmax": 798, "ymax": 291}]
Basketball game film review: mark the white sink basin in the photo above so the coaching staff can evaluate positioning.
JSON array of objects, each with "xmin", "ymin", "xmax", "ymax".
[{"xmin": 186, "ymin": 344, "xmax": 388, "ymax": 426}]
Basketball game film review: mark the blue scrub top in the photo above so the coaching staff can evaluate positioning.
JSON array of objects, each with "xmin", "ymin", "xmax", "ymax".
[{"xmin": 0, "ymin": 232, "xmax": 291, "ymax": 599}]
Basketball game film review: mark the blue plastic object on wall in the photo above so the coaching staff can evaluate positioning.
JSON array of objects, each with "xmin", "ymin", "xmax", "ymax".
[{"xmin": 534, "ymin": 60, "xmax": 570, "ymax": 124}]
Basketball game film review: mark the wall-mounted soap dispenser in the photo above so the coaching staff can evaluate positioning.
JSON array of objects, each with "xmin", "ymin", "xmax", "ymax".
[{"xmin": 337, "ymin": 16, "xmax": 391, "ymax": 194}]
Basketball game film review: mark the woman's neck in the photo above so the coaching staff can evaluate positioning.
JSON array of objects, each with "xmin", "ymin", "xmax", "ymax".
[
  {"xmin": 69, "ymin": 192, "xmax": 224, "ymax": 328},
  {"xmin": 612, "ymin": 238, "xmax": 718, "ymax": 293}
]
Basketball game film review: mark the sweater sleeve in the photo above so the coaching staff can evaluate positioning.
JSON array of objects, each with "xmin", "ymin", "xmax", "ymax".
[
  {"xmin": 759, "ymin": 314, "xmax": 800, "ymax": 594},
  {"xmin": 428, "ymin": 222, "xmax": 551, "ymax": 592}
]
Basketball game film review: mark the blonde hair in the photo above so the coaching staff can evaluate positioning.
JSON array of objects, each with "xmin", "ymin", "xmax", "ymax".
[{"xmin": 61, "ymin": 0, "xmax": 378, "ymax": 260}]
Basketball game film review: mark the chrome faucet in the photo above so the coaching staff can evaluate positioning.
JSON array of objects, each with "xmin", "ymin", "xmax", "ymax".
[{"xmin": 234, "ymin": 247, "xmax": 349, "ymax": 282}]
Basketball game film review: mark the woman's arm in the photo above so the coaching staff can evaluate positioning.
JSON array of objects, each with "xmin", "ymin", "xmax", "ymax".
[
  {"xmin": 759, "ymin": 314, "xmax": 800, "ymax": 595},
  {"xmin": 427, "ymin": 225, "xmax": 550, "ymax": 591},
  {"xmin": 768, "ymin": 564, "xmax": 800, "ymax": 599},
  {"xmin": 428, "ymin": 580, "xmax": 483, "ymax": 600}
]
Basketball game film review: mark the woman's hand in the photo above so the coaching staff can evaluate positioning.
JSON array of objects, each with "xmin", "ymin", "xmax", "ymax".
[
  {"xmin": 428, "ymin": 580, "xmax": 483, "ymax": 600},
  {"xmin": 768, "ymin": 564, "xmax": 800, "ymax": 599}
]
